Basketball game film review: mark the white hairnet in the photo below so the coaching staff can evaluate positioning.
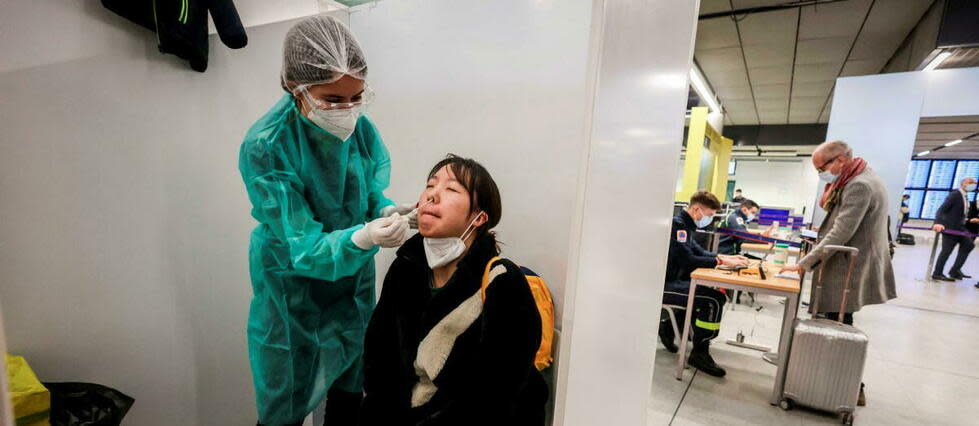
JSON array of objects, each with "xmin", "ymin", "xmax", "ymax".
[{"xmin": 281, "ymin": 15, "xmax": 367, "ymax": 92}]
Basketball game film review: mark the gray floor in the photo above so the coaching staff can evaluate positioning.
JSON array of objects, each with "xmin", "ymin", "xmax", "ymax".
[{"xmin": 649, "ymin": 222, "xmax": 979, "ymax": 425}]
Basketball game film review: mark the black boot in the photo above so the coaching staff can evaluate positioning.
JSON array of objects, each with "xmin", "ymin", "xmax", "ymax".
[
  {"xmin": 659, "ymin": 319, "xmax": 678, "ymax": 353},
  {"xmin": 688, "ymin": 346, "xmax": 726, "ymax": 377}
]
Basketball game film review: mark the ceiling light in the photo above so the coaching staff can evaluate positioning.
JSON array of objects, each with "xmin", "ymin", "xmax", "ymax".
[
  {"xmin": 945, "ymin": 139, "xmax": 963, "ymax": 147},
  {"xmin": 689, "ymin": 66, "xmax": 722, "ymax": 113},
  {"xmin": 762, "ymin": 152, "xmax": 798, "ymax": 157},
  {"xmin": 917, "ymin": 150, "xmax": 931, "ymax": 157},
  {"xmin": 923, "ymin": 51, "xmax": 952, "ymax": 71}
]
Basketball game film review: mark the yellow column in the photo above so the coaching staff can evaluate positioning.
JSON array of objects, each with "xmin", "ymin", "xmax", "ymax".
[
  {"xmin": 711, "ymin": 136, "xmax": 734, "ymax": 202},
  {"xmin": 677, "ymin": 107, "xmax": 709, "ymax": 201}
]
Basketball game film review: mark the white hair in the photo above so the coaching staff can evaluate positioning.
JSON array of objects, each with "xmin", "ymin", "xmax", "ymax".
[{"xmin": 817, "ymin": 140, "xmax": 853, "ymax": 159}]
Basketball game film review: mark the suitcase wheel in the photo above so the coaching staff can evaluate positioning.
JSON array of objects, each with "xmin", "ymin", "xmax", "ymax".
[
  {"xmin": 840, "ymin": 412, "xmax": 854, "ymax": 425},
  {"xmin": 779, "ymin": 398, "xmax": 793, "ymax": 411}
]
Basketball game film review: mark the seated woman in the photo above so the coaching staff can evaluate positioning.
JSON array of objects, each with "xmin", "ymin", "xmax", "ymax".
[{"xmin": 361, "ymin": 155, "xmax": 547, "ymax": 426}]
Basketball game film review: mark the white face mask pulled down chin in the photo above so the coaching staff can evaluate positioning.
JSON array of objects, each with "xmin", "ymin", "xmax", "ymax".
[{"xmin": 423, "ymin": 212, "xmax": 485, "ymax": 269}]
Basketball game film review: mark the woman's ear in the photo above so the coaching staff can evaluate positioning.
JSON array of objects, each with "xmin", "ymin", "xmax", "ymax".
[{"xmin": 474, "ymin": 211, "xmax": 488, "ymax": 228}]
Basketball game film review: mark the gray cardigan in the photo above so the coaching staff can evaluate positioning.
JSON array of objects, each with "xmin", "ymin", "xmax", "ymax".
[{"xmin": 800, "ymin": 167, "xmax": 897, "ymax": 313}]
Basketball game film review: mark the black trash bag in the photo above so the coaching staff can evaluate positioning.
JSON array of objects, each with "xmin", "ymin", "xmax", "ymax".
[{"xmin": 43, "ymin": 382, "xmax": 135, "ymax": 426}]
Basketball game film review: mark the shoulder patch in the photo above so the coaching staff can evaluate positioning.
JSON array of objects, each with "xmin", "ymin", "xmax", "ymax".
[
  {"xmin": 677, "ymin": 230, "xmax": 688, "ymax": 243},
  {"xmin": 736, "ymin": 217, "xmax": 745, "ymax": 226}
]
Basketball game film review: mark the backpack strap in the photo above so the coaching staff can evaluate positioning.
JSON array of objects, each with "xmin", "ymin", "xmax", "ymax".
[{"xmin": 480, "ymin": 256, "xmax": 504, "ymax": 301}]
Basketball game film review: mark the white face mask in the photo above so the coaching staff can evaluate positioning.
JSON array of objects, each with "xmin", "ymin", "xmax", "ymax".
[
  {"xmin": 306, "ymin": 107, "xmax": 361, "ymax": 141},
  {"xmin": 819, "ymin": 171, "xmax": 839, "ymax": 183},
  {"xmin": 745, "ymin": 212, "xmax": 756, "ymax": 222},
  {"xmin": 966, "ymin": 184, "xmax": 977, "ymax": 192},
  {"xmin": 423, "ymin": 212, "xmax": 484, "ymax": 269}
]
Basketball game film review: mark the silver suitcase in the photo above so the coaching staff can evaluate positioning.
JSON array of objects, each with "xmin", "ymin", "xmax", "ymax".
[{"xmin": 780, "ymin": 245, "xmax": 867, "ymax": 425}]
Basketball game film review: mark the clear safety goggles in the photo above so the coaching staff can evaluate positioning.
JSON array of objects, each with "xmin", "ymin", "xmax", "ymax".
[{"xmin": 297, "ymin": 85, "xmax": 375, "ymax": 110}]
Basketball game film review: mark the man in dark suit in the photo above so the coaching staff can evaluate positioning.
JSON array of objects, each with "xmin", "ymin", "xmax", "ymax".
[{"xmin": 932, "ymin": 178, "xmax": 978, "ymax": 281}]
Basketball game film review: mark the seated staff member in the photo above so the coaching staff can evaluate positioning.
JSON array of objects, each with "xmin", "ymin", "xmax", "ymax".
[
  {"xmin": 717, "ymin": 199, "xmax": 774, "ymax": 255},
  {"xmin": 659, "ymin": 191, "xmax": 749, "ymax": 378}
]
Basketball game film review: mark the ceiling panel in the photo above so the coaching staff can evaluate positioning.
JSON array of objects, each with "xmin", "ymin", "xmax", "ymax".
[
  {"xmin": 793, "ymin": 62, "xmax": 842, "ymax": 82},
  {"xmin": 758, "ymin": 111, "xmax": 787, "ymax": 124},
  {"xmin": 750, "ymin": 64, "xmax": 793, "ymax": 84},
  {"xmin": 797, "ymin": 0, "xmax": 873, "ymax": 40},
  {"xmin": 695, "ymin": 18, "xmax": 741, "ymax": 50},
  {"xmin": 700, "ymin": 0, "xmax": 732, "ymax": 14},
  {"xmin": 849, "ymin": 0, "xmax": 932, "ymax": 61},
  {"xmin": 738, "ymin": 9, "xmax": 799, "ymax": 46},
  {"xmin": 727, "ymin": 110, "xmax": 759, "ymax": 125},
  {"xmin": 791, "ymin": 80, "xmax": 834, "ymax": 97},
  {"xmin": 742, "ymin": 44, "xmax": 794, "ymax": 67},
  {"xmin": 840, "ymin": 58, "xmax": 886, "ymax": 77},
  {"xmin": 722, "ymin": 99, "xmax": 757, "ymax": 113},
  {"xmin": 819, "ymin": 94, "xmax": 833, "ymax": 123},
  {"xmin": 756, "ymin": 98, "xmax": 789, "ymax": 113},
  {"xmin": 752, "ymin": 83, "xmax": 789, "ymax": 100},
  {"xmin": 696, "ymin": 47, "xmax": 747, "ymax": 72},
  {"xmin": 790, "ymin": 95, "xmax": 827, "ymax": 110},
  {"xmin": 795, "ymin": 37, "xmax": 852, "ymax": 65},
  {"xmin": 709, "ymin": 70, "xmax": 752, "ymax": 89},
  {"xmin": 789, "ymin": 108, "xmax": 822, "ymax": 121},
  {"xmin": 715, "ymin": 85, "xmax": 753, "ymax": 101},
  {"xmin": 695, "ymin": 0, "xmax": 933, "ymax": 126}
]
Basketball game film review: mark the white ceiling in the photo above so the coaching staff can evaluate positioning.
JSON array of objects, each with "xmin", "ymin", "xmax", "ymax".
[
  {"xmin": 914, "ymin": 116, "xmax": 979, "ymax": 159},
  {"xmin": 695, "ymin": 0, "xmax": 934, "ymax": 126}
]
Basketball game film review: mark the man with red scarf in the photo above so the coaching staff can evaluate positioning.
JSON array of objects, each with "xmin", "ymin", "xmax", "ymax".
[{"xmin": 781, "ymin": 140, "xmax": 896, "ymax": 406}]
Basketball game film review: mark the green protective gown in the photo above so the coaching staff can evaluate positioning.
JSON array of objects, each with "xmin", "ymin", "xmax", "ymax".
[{"xmin": 239, "ymin": 94, "xmax": 394, "ymax": 424}]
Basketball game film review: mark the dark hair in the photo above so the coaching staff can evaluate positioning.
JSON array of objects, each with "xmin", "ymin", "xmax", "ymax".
[
  {"xmin": 902, "ymin": 194, "xmax": 910, "ymax": 199},
  {"xmin": 740, "ymin": 199, "xmax": 759, "ymax": 210},
  {"xmin": 690, "ymin": 191, "xmax": 721, "ymax": 210},
  {"xmin": 735, "ymin": 188, "xmax": 742, "ymax": 192},
  {"xmin": 427, "ymin": 154, "xmax": 502, "ymax": 241}
]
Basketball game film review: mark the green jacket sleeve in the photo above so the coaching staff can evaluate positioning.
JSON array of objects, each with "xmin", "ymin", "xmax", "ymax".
[
  {"xmin": 241, "ymin": 138, "xmax": 378, "ymax": 282},
  {"xmin": 362, "ymin": 117, "xmax": 396, "ymax": 220}
]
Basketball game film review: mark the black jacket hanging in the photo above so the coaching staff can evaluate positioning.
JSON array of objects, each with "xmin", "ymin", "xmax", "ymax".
[{"xmin": 101, "ymin": 0, "xmax": 247, "ymax": 72}]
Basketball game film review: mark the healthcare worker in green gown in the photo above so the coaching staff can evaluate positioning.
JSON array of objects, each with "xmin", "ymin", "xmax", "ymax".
[{"xmin": 239, "ymin": 15, "xmax": 415, "ymax": 426}]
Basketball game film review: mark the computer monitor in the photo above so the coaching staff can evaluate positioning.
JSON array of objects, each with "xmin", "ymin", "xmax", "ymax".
[{"xmin": 758, "ymin": 208, "xmax": 791, "ymax": 226}]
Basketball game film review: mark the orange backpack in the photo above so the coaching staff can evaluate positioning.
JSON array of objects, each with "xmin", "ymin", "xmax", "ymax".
[{"xmin": 480, "ymin": 257, "xmax": 555, "ymax": 371}]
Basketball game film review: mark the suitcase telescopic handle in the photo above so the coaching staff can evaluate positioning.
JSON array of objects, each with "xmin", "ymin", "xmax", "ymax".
[{"xmin": 812, "ymin": 245, "xmax": 860, "ymax": 323}]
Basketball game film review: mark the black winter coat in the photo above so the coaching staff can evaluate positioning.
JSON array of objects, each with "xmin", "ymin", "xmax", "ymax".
[
  {"xmin": 362, "ymin": 233, "xmax": 547, "ymax": 426},
  {"xmin": 102, "ymin": 0, "xmax": 247, "ymax": 72}
]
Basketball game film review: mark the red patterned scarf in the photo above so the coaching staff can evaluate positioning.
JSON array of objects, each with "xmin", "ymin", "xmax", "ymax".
[{"xmin": 819, "ymin": 157, "xmax": 867, "ymax": 211}]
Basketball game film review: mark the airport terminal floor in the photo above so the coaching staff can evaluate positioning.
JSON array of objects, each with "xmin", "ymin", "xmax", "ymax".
[{"xmin": 650, "ymin": 221, "xmax": 979, "ymax": 425}]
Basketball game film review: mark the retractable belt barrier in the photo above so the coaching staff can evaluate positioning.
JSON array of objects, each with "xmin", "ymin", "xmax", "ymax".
[
  {"xmin": 899, "ymin": 225, "xmax": 979, "ymax": 239},
  {"xmin": 714, "ymin": 228, "xmax": 803, "ymax": 248},
  {"xmin": 898, "ymin": 225, "xmax": 979, "ymax": 277}
]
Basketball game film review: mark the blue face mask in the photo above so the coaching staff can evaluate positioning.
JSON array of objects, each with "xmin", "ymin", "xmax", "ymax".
[
  {"xmin": 695, "ymin": 211, "xmax": 713, "ymax": 229},
  {"xmin": 967, "ymin": 184, "xmax": 977, "ymax": 192}
]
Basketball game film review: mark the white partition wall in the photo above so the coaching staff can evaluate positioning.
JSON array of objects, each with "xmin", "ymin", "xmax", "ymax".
[
  {"xmin": 557, "ymin": 1, "xmax": 700, "ymax": 425},
  {"xmin": 0, "ymin": 4, "xmax": 326, "ymax": 424},
  {"xmin": 818, "ymin": 67, "xmax": 979, "ymax": 226},
  {"xmin": 349, "ymin": 0, "xmax": 594, "ymax": 326}
]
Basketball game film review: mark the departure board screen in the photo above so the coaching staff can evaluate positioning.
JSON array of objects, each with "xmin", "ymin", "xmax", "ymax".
[
  {"xmin": 927, "ymin": 161, "xmax": 956, "ymax": 189},
  {"xmin": 922, "ymin": 190, "xmax": 952, "ymax": 220},
  {"xmin": 905, "ymin": 160, "xmax": 931, "ymax": 188},
  {"xmin": 954, "ymin": 161, "xmax": 979, "ymax": 187},
  {"xmin": 905, "ymin": 190, "xmax": 925, "ymax": 219}
]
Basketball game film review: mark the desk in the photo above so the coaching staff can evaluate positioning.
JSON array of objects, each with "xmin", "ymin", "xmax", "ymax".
[{"xmin": 674, "ymin": 263, "xmax": 801, "ymax": 406}]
